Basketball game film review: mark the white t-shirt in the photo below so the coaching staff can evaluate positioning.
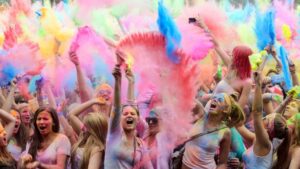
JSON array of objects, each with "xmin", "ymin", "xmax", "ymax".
[
  {"xmin": 37, "ymin": 134, "xmax": 71, "ymax": 167},
  {"xmin": 7, "ymin": 139, "xmax": 23, "ymax": 160}
]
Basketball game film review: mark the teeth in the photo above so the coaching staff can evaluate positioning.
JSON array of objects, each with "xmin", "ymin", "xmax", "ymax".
[{"xmin": 126, "ymin": 117, "xmax": 134, "ymax": 124}]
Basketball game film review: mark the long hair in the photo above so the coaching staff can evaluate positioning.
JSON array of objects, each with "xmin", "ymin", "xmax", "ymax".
[
  {"xmin": 71, "ymin": 113, "xmax": 108, "ymax": 169},
  {"xmin": 294, "ymin": 114, "xmax": 300, "ymax": 146},
  {"xmin": 272, "ymin": 114, "xmax": 291, "ymax": 169},
  {"xmin": 231, "ymin": 46, "xmax": 252, "ymax": 80},
  {"xmin": 28, "ymin": 107, "xmax": 60, "ymax": 160},
  {"xmin": 12, "ymin": 109, "xmax": 29, "ymax": 151},
  {"xmin": 223, "ymin": 94, "xmax": 245, "ymax": 127},
  {"xmin": 0, "ymin": 146, "xmax": 16, "ymax": 167}
]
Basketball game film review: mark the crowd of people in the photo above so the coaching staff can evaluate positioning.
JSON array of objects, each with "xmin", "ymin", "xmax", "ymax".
[{"xmin": 0, "ymin": 0, "xmax": 300, "ymax": 169}]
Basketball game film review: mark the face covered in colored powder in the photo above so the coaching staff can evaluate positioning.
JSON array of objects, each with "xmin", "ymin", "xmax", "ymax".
[
  {"xmin": 284, "ymin": 101, "xmax": 299, "ymax": 120},
  {"xmin": 121, "ymin": 105, "xmax": 139, "ymax": 132},
  {"xmin": 0, "ymin": 123, "xmax": 7, "ymax": 147},
  {"xmin": 209, "ymin": 93, "xmax": 230, "ymax": 115},
  {"xmin": 145, "ymin": 110, "xmax": 160, "ymax": 135},
  {"xmin": 95, "ymin": 84, "xmax": 113, "ymax": 104}
]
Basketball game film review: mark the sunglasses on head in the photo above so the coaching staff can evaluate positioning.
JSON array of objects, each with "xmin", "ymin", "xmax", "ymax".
[{"xmin": 145, "ymin": 117, "xmax": 158, "ymax": 124}]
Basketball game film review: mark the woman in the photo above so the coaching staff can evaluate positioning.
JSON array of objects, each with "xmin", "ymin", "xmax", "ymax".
[
  {"xmin": 237, "ymin": 72, "xmax": 291, "ymax": 169},
  {"xmin": 182, "ymin": 93, "xmax": 245, "ymax": 169},
  {"xmin": 69, "ymin": 51, "xmax": 113, "ymax": 116},
  {"xmin": 18, "ymin": 103, "xmax": 34, "ymax": 137},
  {"xmin": 7, "ymin": 109, "xmax": 29, "ymax": 160},
  {"xmin": 288, "ymin": 113, "xmax": 300, "ymax": 169},
  {"xmin": 68, "ymin": 98, "xmax": 108, "ymax": 169},
  {"xmin": 104, "ymin": 53, "xmax": 153, "ymax": 169},
  {"xmin": 143, "ymin": 108, "xmax": 162, "ymax": 169},
  {"xmin": 196, "ymin": 18, "xmax": 253, "ymax": 110},
  {"xmin": 0, "ymin": 108, "xmax": 17, "ymax": 168},
  {"xmin": 21, "ymin": 107, "xmax": 71, "ymax": 169}
]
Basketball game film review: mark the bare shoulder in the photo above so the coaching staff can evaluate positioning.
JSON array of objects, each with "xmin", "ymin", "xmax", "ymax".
[
  {"xmin": 91, "ymin": 146, "xmax": 103, "ymax": 156},
  {"xmin": 292, "ymin": 147, "xmax": 300, "ymax": 157},
  {"xmin": 222, "ymin": 128, "xmax": 231, "ymax": 140},
  {"xmin": 243, "ymin": 78, "xmax": 252, "ymax": 86}
]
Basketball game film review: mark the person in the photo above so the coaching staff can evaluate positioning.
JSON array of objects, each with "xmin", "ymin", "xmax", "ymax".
[
  {"xmin": 182, "ymin": 93, "xmax": 245, "ymax": 169},
  {"xmin": 104, "ymin": 50, "xmax": 153, "ymax": 169},
  {"xmin": 287, "ymin": 113, "xmax": 300, "ymax": 169},
  {"xmin": 68, "ymin": 98, "xmax": 108, "ymax": 169},
  {"xmin": 196, "ymin": 18, "xmax": 253, "ymax": 110},
  {"xmin": 7, "ymin": 109, "xmax": 29, "ymax": 160},
  {"xmin": 69, "ymin": 51, "xmax": 113, "ymax": 116},
  {"xmin": 0, "ymin": 108, "xmax": 17, "ymax": 169},
  {"xmin": 237, "ymin": 72, "xmax": 291, "ymax": 169},
  {"xmin": 20, "ymin": 107, "xmax": 71, "ymax": 169},
  {"xmin": 143, "ymin": 108, "xmax": 162, "ymax": 169}
]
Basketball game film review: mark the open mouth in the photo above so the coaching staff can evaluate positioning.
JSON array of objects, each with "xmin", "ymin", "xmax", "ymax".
[
  {"xmin": 126, "ymin": 117, "xmax": 134, "ymax": 124},
  {"xmin": 210, "ymin": 103, "xmax": 217, "ymax": 109},
  {"xmin": 39, "ymin": 126, "xmax": 47, "ymax": 131},
  {"xmin": 14, "ymin": 124, "xmax": 19, "ymax": 129}
]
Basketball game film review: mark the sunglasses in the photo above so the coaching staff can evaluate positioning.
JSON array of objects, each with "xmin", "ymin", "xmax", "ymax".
[
  {"xmin": 98, "ymin": 90, "xmax": 112, "ymax": 96},
  {"xmin": 212, "ymin": 94, "xmax": 225, "ymax": 103},
  {"xmin": 146, "ymin": 117, "xmax": 158, "ymax": 124}
]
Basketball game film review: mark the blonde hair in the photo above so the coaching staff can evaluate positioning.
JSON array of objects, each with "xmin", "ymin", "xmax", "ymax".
[
  {"xmin": 0, "ymin": 148, "xmax": 15, "ymax": 167},
  {"xmin": 223, "ymin": 94, "xmax": 245, "ymax": 127},
  {"xmin": 71, "ymin": 113, "xmax": 108, "ymax": 169}
]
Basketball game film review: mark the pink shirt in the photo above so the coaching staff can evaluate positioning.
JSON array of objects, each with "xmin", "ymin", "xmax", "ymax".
[{"xmin": 37, "ymin": 134, "xmax": 71, "ymax": 167}]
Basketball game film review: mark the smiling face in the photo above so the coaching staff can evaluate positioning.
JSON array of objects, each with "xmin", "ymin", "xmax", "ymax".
[
  {"xmin": 284, "ymin": 101, "xmax": 299, "ymax": 120},
  {"xmin": 0, "ymin": 124, "xmax": 7, "ymax": 147},
  {"xmin": 121, "ymin": 106, "xmax": 139, "ymax": 132},
  {"xmin": 95, "ymin": 84, "xmax": 113, "ymax": 104},
  {"xmin": 36, "ymin": 111, "xmax": 54, "ymax": 136}
]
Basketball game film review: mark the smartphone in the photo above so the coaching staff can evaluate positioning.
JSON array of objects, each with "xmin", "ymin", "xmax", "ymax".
[{"xmin": 189, "ymin": 17, "xmax": 196, "ymax": 23}]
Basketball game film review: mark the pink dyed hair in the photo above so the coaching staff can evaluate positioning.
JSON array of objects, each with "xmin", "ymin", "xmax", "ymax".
[{"xmin": 231, "ymin": 46, "xmax": 253, "ymax": 80}]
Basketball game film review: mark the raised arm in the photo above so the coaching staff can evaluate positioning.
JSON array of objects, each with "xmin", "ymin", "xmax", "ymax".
[
  {"xmin": 0, "ymin": 108, "xmax": 16, "ymax": 140},
  {"xmin": 108, "ymin": 50, "xmax": 125, "ymax": 134},
  {"xmin": 196, "ymin": 18, "xmax": 231, "ymax": 67},
  {"xmin": 125, "ymin": 68, "xmax": 135, "ymax": 104},
  {"xmin": 109, "ymin": 63, "xmax": 122, "ymax": 134},
  {"xmin": 252, "ymin": 72, "xmax": 271, "ymax": 155},
  {"xmin": 289, "ymin": 61, "xmax": 299, "ymax": 86},
  {"xmin": 274, "ymin": 95, "xmax": 293, "ymax": 115},
  {"xmin": 2, "ymin": 79, "xmax": 17, "ymax": 112},
  {"xmin": 69, "ymin": 51, "xmax": 91, "ymax": 103},
  {"xmin": 67, "ymin": 99, "xmax": 100, "ymax": 134}
]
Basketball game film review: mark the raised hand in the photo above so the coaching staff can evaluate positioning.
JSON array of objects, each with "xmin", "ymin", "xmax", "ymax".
[
  {"xmin": 253, "ymin": 71, "xmax": 262, "ymax": 86},
  {"xmin": 125, "ymin": 67, "xmax": 134, "ymax": 82},
  {"xmin": 69, "ymin": 51, "xmax": 79, "ymax": 66},
  {"xmin": 112, "ymin": 66, "xmax": 121, "ymax": 80},
  {"xmin": 115, "ymin": 49, "xmax": 126, "ymax": 66}
]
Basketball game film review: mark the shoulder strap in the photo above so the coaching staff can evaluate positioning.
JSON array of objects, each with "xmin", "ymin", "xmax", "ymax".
[{"xmin": 183, "ymin": 126, "xmax": 228, "ymax": 145}]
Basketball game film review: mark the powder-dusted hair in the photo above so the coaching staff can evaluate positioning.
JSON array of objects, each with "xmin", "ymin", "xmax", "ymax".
[
  {"xmin": 71, "ymin": 113, "xmax": 108, "ymax": 169},
  {"xmin": 231, "ymin": 46, "xmax": 253, "ymax": 80}
]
